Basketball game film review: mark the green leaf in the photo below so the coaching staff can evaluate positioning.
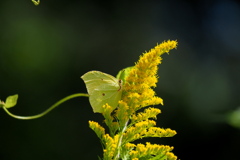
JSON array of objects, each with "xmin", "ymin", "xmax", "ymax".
[
  {"xmin": 4, "ymin": 94, "xmax": 18, "ymax": 108},
  {"xmin": 116, "ymin": 66, "xmax": 134, "ymax": 84},
  {"xmin": 32, "ymin": 0, "xmax": 40, "ymax": 6},
  {"xmin": 227, "ymin": 107, "xmax": 240, "ymax": 128}
]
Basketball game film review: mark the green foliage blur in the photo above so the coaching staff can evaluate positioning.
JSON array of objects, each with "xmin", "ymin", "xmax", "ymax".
[{"xmin": 0, "ymin": 0, "xmax": 239, "ymax": 160}]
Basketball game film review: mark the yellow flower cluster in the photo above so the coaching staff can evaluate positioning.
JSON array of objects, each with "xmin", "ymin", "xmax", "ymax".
[
  {"xmin": 131, "ymin": 107, "xmax": 161, "ymax": 123},
  {"xmin": 102, "ymin": 134, "xmax": 120, "ymax": 160},
  {"xmin": 129, "ymin": 142, "xmax": 177, "ymax": 160},
  {"xmin": 122, "ymin": 40, "xmax": 178, "ymax": 112},
  {"xmin": 123, "ymin": 121, "xmax": 177, "ymax": 143},
  {"xmin": 89, "ymin": 121, "xmax": 105, "ymax": 139}
]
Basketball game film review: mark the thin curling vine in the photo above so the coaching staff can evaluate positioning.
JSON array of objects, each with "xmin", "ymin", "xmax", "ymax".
[
  {"xmin": 1, "ymin": 40, "xmax": 178, "ymax": 160},
  {"xmin": 0, "ymin": 94, "xmax": 89, "ymax": 120}
]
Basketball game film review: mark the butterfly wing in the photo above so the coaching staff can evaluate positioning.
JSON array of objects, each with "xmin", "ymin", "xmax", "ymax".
[{"xmin": 81, "ymin": 71, "xmax": 122, "ymax": 113}]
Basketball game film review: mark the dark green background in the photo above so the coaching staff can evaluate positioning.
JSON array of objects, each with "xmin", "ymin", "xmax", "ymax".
[{"xmin": 0, "ymin": 0, "xmax": 239, "ymax": 159}]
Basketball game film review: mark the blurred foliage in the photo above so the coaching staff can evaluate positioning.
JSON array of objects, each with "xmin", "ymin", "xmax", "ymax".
[
  {"xmin": 0, "ymin": 0, "xmax": 239, "ymax": 160},
  {"xmin": 227, "ymin": 107, "xmax": 240, "ymax": 128}
]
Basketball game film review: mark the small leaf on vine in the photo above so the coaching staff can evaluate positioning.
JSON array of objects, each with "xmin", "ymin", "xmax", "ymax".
[
  {"xmin": 4, "ymin": 94, "xmax": 18, "ymax": 108},
  {"xmin": 32, "ymin": 0, "xmax": 40, "ymax": 6}
]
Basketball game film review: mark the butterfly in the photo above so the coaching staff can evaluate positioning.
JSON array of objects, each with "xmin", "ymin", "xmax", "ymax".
[{"xmin": 81, "ymin": 71, "xmax": 123, "ymax": 113}]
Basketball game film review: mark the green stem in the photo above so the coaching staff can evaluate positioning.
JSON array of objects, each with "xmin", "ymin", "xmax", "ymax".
[
  {"xmin": 114, "ymin": 119, "xmax": 129, "ymax": 160},
  {"xmin": 3, "ymin": 93, "xmax": 89, "ymax": 120}
]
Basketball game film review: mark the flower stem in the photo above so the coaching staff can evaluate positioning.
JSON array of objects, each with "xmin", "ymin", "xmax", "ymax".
[
  {"xmin": 114, "ymin": 119, "xmax": 129, "ymax": 160},
  {"xmin": 3, "ymin": 93, "xmax": 89, "ymax": 120}
]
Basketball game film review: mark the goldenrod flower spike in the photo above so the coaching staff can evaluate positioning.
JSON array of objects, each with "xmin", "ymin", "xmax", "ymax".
[
  {"xmin": 89, "ymin": 40, "xmax": 178, "ymax": 160},
  {"xmin": 123, "ymin": 40, "xmax": 178, "ymax": 112}
]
